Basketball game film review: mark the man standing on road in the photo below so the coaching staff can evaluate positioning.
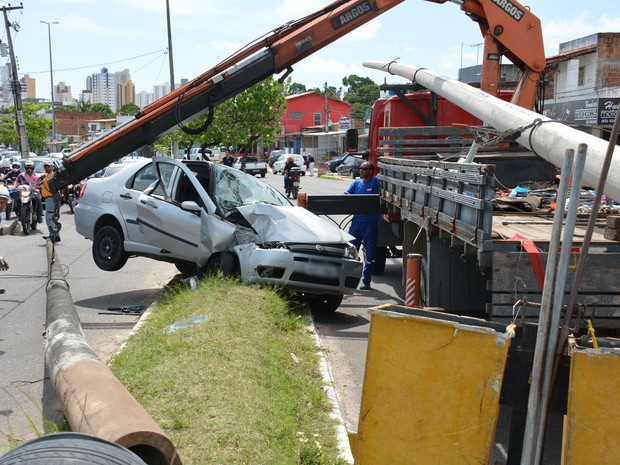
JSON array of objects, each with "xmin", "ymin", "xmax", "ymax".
[
  {"xmin": 40, "ymin": 162, "xmax": 62, "ymax": 242},
  {"xmin": 221, "ymin": 149, "xmax": 234, "ymax": 167},
  {"xmin": 345, "ymin": 161, "xmax": 379, "ymax": 290},
  {"xmin": 0, "ymin": 185, "xmax": 13, "ymax": 293}
]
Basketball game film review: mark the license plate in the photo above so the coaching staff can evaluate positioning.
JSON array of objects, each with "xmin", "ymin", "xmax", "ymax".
[{"xmin": 305, "ymin": 263, "xmax": 338, "ymax": 278}]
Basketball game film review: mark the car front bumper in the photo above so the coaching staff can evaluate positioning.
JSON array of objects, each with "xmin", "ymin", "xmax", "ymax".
[{"xmin": 236, "ymin": 244, "xmax": 362, "ymax": 296}]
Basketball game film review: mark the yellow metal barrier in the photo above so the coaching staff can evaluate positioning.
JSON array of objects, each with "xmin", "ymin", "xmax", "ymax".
[
  {"xmin": 350, "ymin": 304, "xmax": 514, "ymax": 465},
  {"xmin": 563, "ymin": 337, "xmax": 620, "ymax": 464}
]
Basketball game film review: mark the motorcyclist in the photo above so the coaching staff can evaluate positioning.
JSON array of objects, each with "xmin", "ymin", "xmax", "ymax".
[
  {"xmin": 40, "ymin": 161, "xmax": 61, "ymax": 242},
  {"xmin": 3, "ymin": 161, "xmax": 21, "ymax": 186},
  {"xmin": 282, "ymin": 156, "xmax": 297, "ymax": 193},
  {"xmin": 15, "ymin": 160, "xmax": 43, "ymax": 223}
]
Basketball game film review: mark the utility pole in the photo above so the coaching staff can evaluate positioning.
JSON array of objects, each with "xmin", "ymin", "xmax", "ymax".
[
  {"xmin": 166, "ymin": 0, "xmax": 179, "ymax": 158},
  {"xmin": 41, "ymin": 20, "xmax": 59, "ymax": 152},
  {"xmin": 324, "ymin": 82, "xmax": 330, "ymax": 133},
  {"xmin": 3, "ymin": 5, "xmax": 29, "ymax": 157}
]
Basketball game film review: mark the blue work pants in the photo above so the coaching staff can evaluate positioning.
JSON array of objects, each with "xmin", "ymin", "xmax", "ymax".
[{"xmin": 348, "ymin": 219, "xmax": 378, "ymax": 285}]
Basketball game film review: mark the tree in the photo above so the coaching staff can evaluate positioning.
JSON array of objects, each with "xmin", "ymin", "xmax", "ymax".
[
  {"xmin": 90, "ymin": 103, "xmax": 115, "ymax": 118},
  {"xmin": 287, "ymin": 82, "xmax": 307, "ymax": 95},
  {"xmin": 0, "ymin": 103, "xmax": 52, "ymax": 153},
  {"xmin": 342, "ymin": 74, "xmax": 379, "ymax": 119},
  {"xmin": 76, "ymin": 100, "xmax": 92, "ymax": 112},
  {"xmin": 155, "ymin": 77, "xmax": 287, "ymax": 156},
  {"xmin": 118, "ymin": 103, "xmax": 140, "ymax": 116}
]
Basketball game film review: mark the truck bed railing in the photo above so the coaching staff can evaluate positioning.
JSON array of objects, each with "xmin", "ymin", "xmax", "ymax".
[{"xmin": 377, "ymin": 157, "xmax": 495, "ymax": 250}]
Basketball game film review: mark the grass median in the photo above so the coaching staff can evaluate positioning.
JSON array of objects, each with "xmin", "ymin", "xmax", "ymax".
[{"xmin": 110, "ymin": 276, "xmax": 348, "ymax": 465}]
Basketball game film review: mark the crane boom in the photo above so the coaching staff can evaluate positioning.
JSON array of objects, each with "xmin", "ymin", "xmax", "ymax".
[{"xmin": 60, "ymin": 0, "xmax": 545, "ymax": 184}]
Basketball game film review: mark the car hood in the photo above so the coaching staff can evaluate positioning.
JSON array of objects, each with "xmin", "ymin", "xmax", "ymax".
[{"xmin": 236, "ymin": 204, "xmax": 355, "ymax": 244}]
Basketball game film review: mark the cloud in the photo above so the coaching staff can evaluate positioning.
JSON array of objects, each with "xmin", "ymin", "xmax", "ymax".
[{"xmin": 542, "ymin": 11, "xmax": 620, "ymax": 55}]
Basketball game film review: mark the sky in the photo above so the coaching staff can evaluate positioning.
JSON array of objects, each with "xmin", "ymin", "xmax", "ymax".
[{"xmin": 8, "ymin": 0, "xmax": 620, "ymax": 100}]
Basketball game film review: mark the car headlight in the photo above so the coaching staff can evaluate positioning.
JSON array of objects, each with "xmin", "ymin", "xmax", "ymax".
[{"xmin": 344, "ymin": 244, "xmax": 359, "ymax": 260}]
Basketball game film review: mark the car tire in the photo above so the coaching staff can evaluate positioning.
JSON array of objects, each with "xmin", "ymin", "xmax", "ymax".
[
  {"xmin": 261, "ymin": 173, "xmax": 266, "ymax": 178},
  {"xmin": 350, "ymin": 170, "xmax": 355, "ymax": 179},
  {"xmin": 308, "ymin": 294, "xmax": 343, "ymax": 313},
  {"xmin": 92, "ymin": 225, "xmax": 129, "ymax": 271},
  {"xmin": 202, "ymin": 252, "xmax": 238, "ymax": 277},
  {"xmin": 175, "ymin": 261, "xmax": 197, "ymax": 275}
]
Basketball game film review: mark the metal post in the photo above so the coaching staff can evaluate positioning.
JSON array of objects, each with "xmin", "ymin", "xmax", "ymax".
[{"xmin": 41, "ymin": 20, "xmax": 59, "ymax": 151}]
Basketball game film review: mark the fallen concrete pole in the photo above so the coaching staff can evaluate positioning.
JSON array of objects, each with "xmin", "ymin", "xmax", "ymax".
[
  {"xmin": 44, "ymin": 241, "xmax": 182, "ymax": 465},
  {"xmin": 363, "ymin": 61, "xmax": 620, "ymax": 202}
]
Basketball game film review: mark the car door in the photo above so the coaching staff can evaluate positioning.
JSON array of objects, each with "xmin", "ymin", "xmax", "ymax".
[{"xmin": 135, "ymin": 158, "xmax": 231, "ymax": 267}]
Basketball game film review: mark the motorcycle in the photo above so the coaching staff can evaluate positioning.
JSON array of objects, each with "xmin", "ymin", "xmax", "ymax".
[
  {"xmin": 62, "ymin": 181, "xmax": 83, "ymax": 214},
  {"xmin": 286, "ymin": 168, "xmax": 301, "ymax": 200},
  {"xmin": 16, "ymin": 185, "xmax": 41, "ymax": 235}
]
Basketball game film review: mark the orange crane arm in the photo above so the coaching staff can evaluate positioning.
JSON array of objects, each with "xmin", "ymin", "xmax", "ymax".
[{"xmin": 426, "ymin": 0, "xmax": 546, "ymax": 108}]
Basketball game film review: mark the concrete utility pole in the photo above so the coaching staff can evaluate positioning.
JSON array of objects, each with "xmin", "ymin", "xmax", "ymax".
[
  {"xmin": 166, "ymin": 0, "xmax": 179, "ymax": 158},
  {"xmin": 3, "ymin": 5, "xmax": 29, "ymax": 157}
]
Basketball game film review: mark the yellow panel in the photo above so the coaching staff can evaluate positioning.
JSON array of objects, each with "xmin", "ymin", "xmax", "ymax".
[
  {"xmin": 353, "ymin": 305, "xmax": 513, "ymax": 465},
  {"xmin": 564, "ymin": 343, "xmax": 620, "ymax": 464}
]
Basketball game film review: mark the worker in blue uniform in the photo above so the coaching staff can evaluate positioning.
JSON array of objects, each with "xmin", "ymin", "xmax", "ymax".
[{"xmin": 345, "ymin": 161, "xmax": 379, "ymax": 290}]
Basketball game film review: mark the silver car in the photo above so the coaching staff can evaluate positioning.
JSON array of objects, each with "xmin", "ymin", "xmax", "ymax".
[{"xmin": 75, "ymin": 157, "xmax": 361, "ymax": 312}]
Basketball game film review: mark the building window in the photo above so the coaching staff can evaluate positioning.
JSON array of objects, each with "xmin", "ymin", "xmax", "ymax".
[
  {"xmin": 578, "ymin": 66, "xmax": 585, "ymax": 86},
  {"xmin": 290, "ymin": 111, "xmax": 302, "ymax": 120},
  {"xmin": 313, "ymin": 113, "xmax": 322, "ymax": 126}
]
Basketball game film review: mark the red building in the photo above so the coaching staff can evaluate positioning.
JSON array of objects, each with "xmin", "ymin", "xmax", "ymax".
[{"xmin": 277, "ymin": 91, "xmax": 351, "ymax": 156}]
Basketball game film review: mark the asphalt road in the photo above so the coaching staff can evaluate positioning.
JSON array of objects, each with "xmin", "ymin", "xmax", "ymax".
[{"xmin": 0, "ymin": 202, "xmax": 177, "ymax": 453}]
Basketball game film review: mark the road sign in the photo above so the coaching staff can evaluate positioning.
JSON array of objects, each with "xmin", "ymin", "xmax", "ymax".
[{"xmin": 339, "ymin": 117, "xmax": 350, "ymax": 130}]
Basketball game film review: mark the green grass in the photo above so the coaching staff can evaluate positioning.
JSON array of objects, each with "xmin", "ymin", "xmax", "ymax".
[{"xmin": 110, "ymin": 276, "xmax": 348, "ymax": 465}]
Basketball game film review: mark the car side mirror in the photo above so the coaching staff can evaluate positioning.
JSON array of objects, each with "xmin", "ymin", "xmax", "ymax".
[{"xmin": 181, "ymin": 200, "xmax": 202, "ymax": 214}]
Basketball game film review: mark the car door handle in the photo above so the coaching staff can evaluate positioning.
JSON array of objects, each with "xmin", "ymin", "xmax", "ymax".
[
  {"xmin": 140, "ymin": 198, "xmax": 158, "ymax": 208},
  {"xmin": 119, "ymin": 193, "xmax": 132, "ymax": 199}
]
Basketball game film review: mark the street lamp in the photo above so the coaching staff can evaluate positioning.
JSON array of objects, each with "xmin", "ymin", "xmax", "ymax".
[{"xmin": 40, "ymin": 20, "xmax": 59, "ymax": 149}]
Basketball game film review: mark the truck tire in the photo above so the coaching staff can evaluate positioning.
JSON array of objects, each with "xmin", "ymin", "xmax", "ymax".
[
  {"xmin": 0, "ymin": 432, "xmax": 146, "ymax": 464},
  {"xmin": 308, "ymin": 294, "xmax": 343, "ymax": 313},
  {"xmin": 373, "ymin": 246, "xmax": 387, "ymax": 275},
  {"xmin": 92, "ymin": 225, "xmax": 129, "ymax": 271}
]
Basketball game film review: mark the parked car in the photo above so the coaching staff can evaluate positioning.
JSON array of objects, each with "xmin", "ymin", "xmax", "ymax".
[
  {"xmin": 336, "ymin": 153, "xmax": 367, "ymax": 178},
  {"xmin": 185, "ymin": 147, "xmax": 213, "ymax": 160},
  {"xmin": 272, "ymin": 154, "xmax": 307, "ymax": 175},
  {"xmin": 327, "ymin": 153, "xmax": 348, "ymax": 172},
  {"xmin": 233, "ymin": 156, "xmax": 267, "ymax": 177},
  {"xmin": 268, "ymin": 149, "xmax": 285, "ymax": 167},
  {"xmin": 75, "ymin": 158, "xmax": 361, "ymax": 312}
]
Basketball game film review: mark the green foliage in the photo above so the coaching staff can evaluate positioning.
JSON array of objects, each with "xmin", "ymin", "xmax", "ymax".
[
  {"xmin": 155, "ymin": 77, "xmax": 287, "ymax": 155},
  {"xmin": 342, "ymin": 74, "xmax": 379, "ymax": 122},
  {"xmin": 90, "ymin": 103, "xmax": 115, "ymax": 118},
  {"xmin": 76, "ymin": 100, "xmax": 92, "ymax": 112},
  {"xmin": 0, "ymin": 103, "xmax": 52, "ymax": 152},
  {"xmin": 110, "ymin": 276, "xmax": 347, "ymax": 464},
  {"xmin": 288, "ymin": 82, "xmax": 307, "ymax": 95},
  {"xmin": 118, "ymin": 103, "xmax": 140, "ymax": 116}
]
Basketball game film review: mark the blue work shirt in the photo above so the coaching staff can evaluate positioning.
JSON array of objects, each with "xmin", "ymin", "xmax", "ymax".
[{"xmin": 345, "ymin": 176, "xmax": 380, "ymax": 222}]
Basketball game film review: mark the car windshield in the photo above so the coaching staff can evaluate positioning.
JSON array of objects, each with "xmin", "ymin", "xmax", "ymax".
[{"xmin": 215, "ymin": 165, "xmax": 289, "ymax": 213}]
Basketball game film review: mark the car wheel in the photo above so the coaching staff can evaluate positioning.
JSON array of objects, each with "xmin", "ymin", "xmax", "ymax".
[
  {"xmin": 350, "ymin": 170, "xmax": 355, "ymax": 179},
  {"xmin": 175, "ymin": 261, "xmax": 197, "ymax": 275},
  {"xmin": 202, "ymin": 252, "xmax": 238, "ymax": 277},
  {"xmin": 92, "ymin": 225, "xmax": 128, "ymax": 271},
  {"xmin": 261, "ymin": 173, "xmax": 266, "ymax": 178},
  {"xmin": 308, "ymin": 294, "xmax": 343, "ymax": 313}
]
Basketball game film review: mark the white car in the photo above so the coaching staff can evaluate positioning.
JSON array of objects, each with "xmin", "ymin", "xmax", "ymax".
[
  {"xmin": 75, "ymin": 158, "xmax": 361, "ymax": 312},
  {"xmin": 272, "ymin": 154, "xmax": 307, "ymax": 175}
]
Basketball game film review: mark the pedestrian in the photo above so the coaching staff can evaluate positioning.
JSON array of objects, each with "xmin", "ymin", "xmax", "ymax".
[
  {"xmin": 345, "ymin": 161, "xmax": 379, "ymax": 290},
  {"xmin": 40, "ymin": 161, "xmax": 62, "ymax": 242},
  {"xmin": 308, "ymin": 155, "xmax": 315, "ymax": 176},
  {"xmin": 0, "ymin": 185, "xmax": 14, "ymax": 293},
  {"xmin": 221, "ymin": 149, "xmax": 234, "ymax": 167}
]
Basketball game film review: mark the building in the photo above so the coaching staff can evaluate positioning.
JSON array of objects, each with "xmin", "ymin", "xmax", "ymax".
[
  {"xmin": 87, "ymin": 67, "xmax": 135, "ymax": 112},
  {"xmin": 277, "ymin": 91, "xmax": 351, "ymax": 159},
  {"xmin": 543, "ymin": 32, "xmax": 620, "ymax": 137},
  {"xmin": 22, "ymin": 74, "xmax": 36, "ymax": 99},
  {"xmin": 54, "ymin": 81, "xmax": 74, "ymax": 105}
]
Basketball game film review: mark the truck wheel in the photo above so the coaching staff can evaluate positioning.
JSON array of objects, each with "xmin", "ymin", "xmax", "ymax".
[
  {"xmin": 92, "ymin": 225, "xmax": 128, "ymax": 271},
  {"xmin": 373, "ymin": 246, "xmax": 387, "ymax": 275},
  {"xmin": 308, "ymin": 294, "xmax": 343, "ymax": 313}
]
